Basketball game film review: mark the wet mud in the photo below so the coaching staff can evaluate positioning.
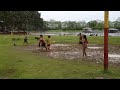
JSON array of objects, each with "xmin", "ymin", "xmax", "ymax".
[{"xmin": 15, "ymin": 44, "xmax": 120, "ymax": 65}]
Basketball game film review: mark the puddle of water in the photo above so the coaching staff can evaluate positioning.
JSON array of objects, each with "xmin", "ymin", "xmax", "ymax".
[
  {"xmin": 88, "ymin": 47, "xmax": 103, "ymax": 49},
  {"xmin": 53, "ymin": 44, "xmax": 69, "ymax": 47},
  {"xmin": 109, "ymin": 54, "xmax": 120, "ymax": 58},
  {"xmin": 64, "ymin": 52, "xmax": 80, "ymax": 55},
  {"xmin": 69, "ymin": 57, "xmax": 75, "ymax": 59},
  {"xmin": 54, "ymin": 52, "xmax": 59, "ymax": 54}
]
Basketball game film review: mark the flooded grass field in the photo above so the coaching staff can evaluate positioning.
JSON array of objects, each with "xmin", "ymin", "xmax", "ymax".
[
  {"xmin": 16, "ymin": 43, "xmax": 120, "ymax": 65},
  {"xmin": 0, "ymin": 35, "xmax": 120, "ymax": 79}
]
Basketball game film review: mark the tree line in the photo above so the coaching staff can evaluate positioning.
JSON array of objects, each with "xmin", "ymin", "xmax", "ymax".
[
  {"xmin": 0, "ymin": 11, "xmax": 120, "ymax": 32},
  {"xmin": 0, "ymin": 11, "xmax": 44, "ymax": 32},
  {"xmin": 44, "ymin": 18, "xmax": 120, "ymax": 30}
]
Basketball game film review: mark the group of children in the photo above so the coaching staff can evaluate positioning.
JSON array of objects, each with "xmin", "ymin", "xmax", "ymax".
[
  {"xmin": 13, "ymin": 34, "xmax": 52, "ymax": 51},
  {"xmin": 39, "ymin": 33, "xmax": 88, "ymax": 57},
  {"xmin": 13, "ymin": 33, "xmax": 88, "ymax": 57},
  {"xmin": 39, "ymin": 35, "xmax": 52, "ymax": 51},
  {"xmin": 79, "ymin": 33, "xmax": 88, "ymax": 57}
]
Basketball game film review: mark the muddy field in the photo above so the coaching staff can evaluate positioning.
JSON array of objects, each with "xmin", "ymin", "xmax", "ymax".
[{"xmin": 15, "ymin": 44, "xmax": 120, "ymax": 65}]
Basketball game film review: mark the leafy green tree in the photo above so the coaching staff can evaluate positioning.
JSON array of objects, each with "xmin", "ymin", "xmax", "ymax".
[
  {"xmin": 114, "ymin": 17, "xmax": 120, "ymax": 29},
  {"xmin": 0, "ymin": 11, "xmax": 44, "ymax": 32},
  {"xmin": 88, "ymin": 20, "xmax": 97, "ymax": 28}
]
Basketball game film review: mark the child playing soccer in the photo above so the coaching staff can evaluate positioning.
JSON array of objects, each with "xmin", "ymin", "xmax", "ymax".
[
  {"xmin": 39, "ymin": 35, "xmax": 47, "ymax": 51},
  {"xmin": 23, "ymin": 36, "xmax": 28, "ymax": 45},
  {"xmin": 46, "ymin": 35, "xmax": 51, "ymax": 50}
]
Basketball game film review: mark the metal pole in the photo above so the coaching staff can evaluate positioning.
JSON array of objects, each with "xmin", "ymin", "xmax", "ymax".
[{"xmin": 104, "ymin": 11, "xmax": 109, "ymax": 71}]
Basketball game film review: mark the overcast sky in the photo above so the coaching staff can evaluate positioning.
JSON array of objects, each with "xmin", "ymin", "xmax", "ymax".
[{"xmin": 39, "ymin": 11, "xmax": 120, "ymax": 22}]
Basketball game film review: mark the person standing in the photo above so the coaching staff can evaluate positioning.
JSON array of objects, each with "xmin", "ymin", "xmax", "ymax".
[
  {"xmin": 23, "ymin": 36, "xmax": 28, "ymax": 45},
  {"xmin": 79, "ymin": 33, "xmax": 82, "ymax": 45},
  {"xmin": 81, "ymin": 35, "xmax": 88, "ymax": 56},
  {"xmin": 11, "ymin": 33, "xmax": 16, "ymax": 46},
  {"xmin": 46, "ymin": 35, "xmax": 51, "ymax": 51},
  {"xmin": 39, "ymin": 35, "xmax": 47, "ymax": 51}
]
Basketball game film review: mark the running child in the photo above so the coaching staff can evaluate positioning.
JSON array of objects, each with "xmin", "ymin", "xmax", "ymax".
[{"xmin": 23, "ymin": 36, "xmax": 28, "ymax": 45}]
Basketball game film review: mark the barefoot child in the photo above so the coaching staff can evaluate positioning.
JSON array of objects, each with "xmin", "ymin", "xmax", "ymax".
[
  {"xmin": 23, "ymin": 36, "xmax": 28, "ymax": 45},
  {"xmin": 81, "ymin": 35, "xmax": 88, "ymax": 56},
  {"xmin": 79, "ymin": 33, "xmax": 82, "ymax": 44},
  {"xmin": 39, "ymin": 35, "xmax": 47, "ymax": 51},
  {"xmin": 46, "ymin": 35, "xmax": 51, "ymax": 50}
]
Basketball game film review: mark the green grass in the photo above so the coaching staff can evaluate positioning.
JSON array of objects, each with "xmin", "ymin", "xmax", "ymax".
[
  {"xmin": 1, "ymin": 35, "xmax": 119, "ymax": 45},
  {"xmin": 0, "ymin": 35, "xmax": 120, "ymax": 79},
  {"xmin": 51, "ymin": 36, "xmax": 120, "ymax": 45}
]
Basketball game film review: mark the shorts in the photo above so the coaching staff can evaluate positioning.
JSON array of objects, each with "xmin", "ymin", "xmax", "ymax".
[
  {"xmin": 79, "ymin": 41, "xmax": 82, "ymax": 44},
  {"xmin": 24, "ymin": 39, "xmax": 27, "ymax": 42},
  {"xmin": 47, "ymin": 44, "xmax": 51, "ymax": 46},
  {"xmin": 24, "ymin": 41, "xmax": 28, "ymax": 44},
  {"xmin": 41, "ymin": 43, "xmax": 46, "ymax": 47}
]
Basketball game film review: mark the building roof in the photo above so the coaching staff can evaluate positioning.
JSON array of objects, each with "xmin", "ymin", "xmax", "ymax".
[
  {"xmin": 109, "ymin": 28, "xmax": 118, "ymax": 30},
  {"xmin": 83, "ymin": 27, "xmax": 92, "ymax": 30}
]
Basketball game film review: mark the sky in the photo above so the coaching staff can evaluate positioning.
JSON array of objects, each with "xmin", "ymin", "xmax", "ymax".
[{"xmin": 38, "ymin": 11, "xmax": 120, "ymax": 22}]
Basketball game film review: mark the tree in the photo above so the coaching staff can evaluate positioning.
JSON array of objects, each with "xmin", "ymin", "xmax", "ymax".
[
  {"xmin": 114, "ymin": 17, "xmax": 120, "ymax": 29},
  {"xmin": 88, "ymin": 20, "xmax": 97, "ymax": 29},
  {"xmin": 0, "ymin": 11, "xmax": 44, "ymax": 32}
]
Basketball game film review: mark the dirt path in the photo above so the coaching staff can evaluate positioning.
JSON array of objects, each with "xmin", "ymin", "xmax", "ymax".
[{"xmin": 15, "ymin": 44, "xmax": 120, "ymax": 65}]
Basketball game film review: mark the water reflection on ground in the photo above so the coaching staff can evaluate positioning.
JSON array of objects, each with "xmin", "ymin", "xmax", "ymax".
[{"xmin": 16, "ymin": 44, "xmax": 120, "ymax": 65}]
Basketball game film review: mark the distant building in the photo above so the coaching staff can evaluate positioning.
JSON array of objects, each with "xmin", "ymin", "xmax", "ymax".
[
  {"xmin": 108, "ymin": 28, "xmax": 118, "ymax": 33},
  {"xmin": 82, "ymin": 28, "xmax": 93, "ymax": 33}
]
